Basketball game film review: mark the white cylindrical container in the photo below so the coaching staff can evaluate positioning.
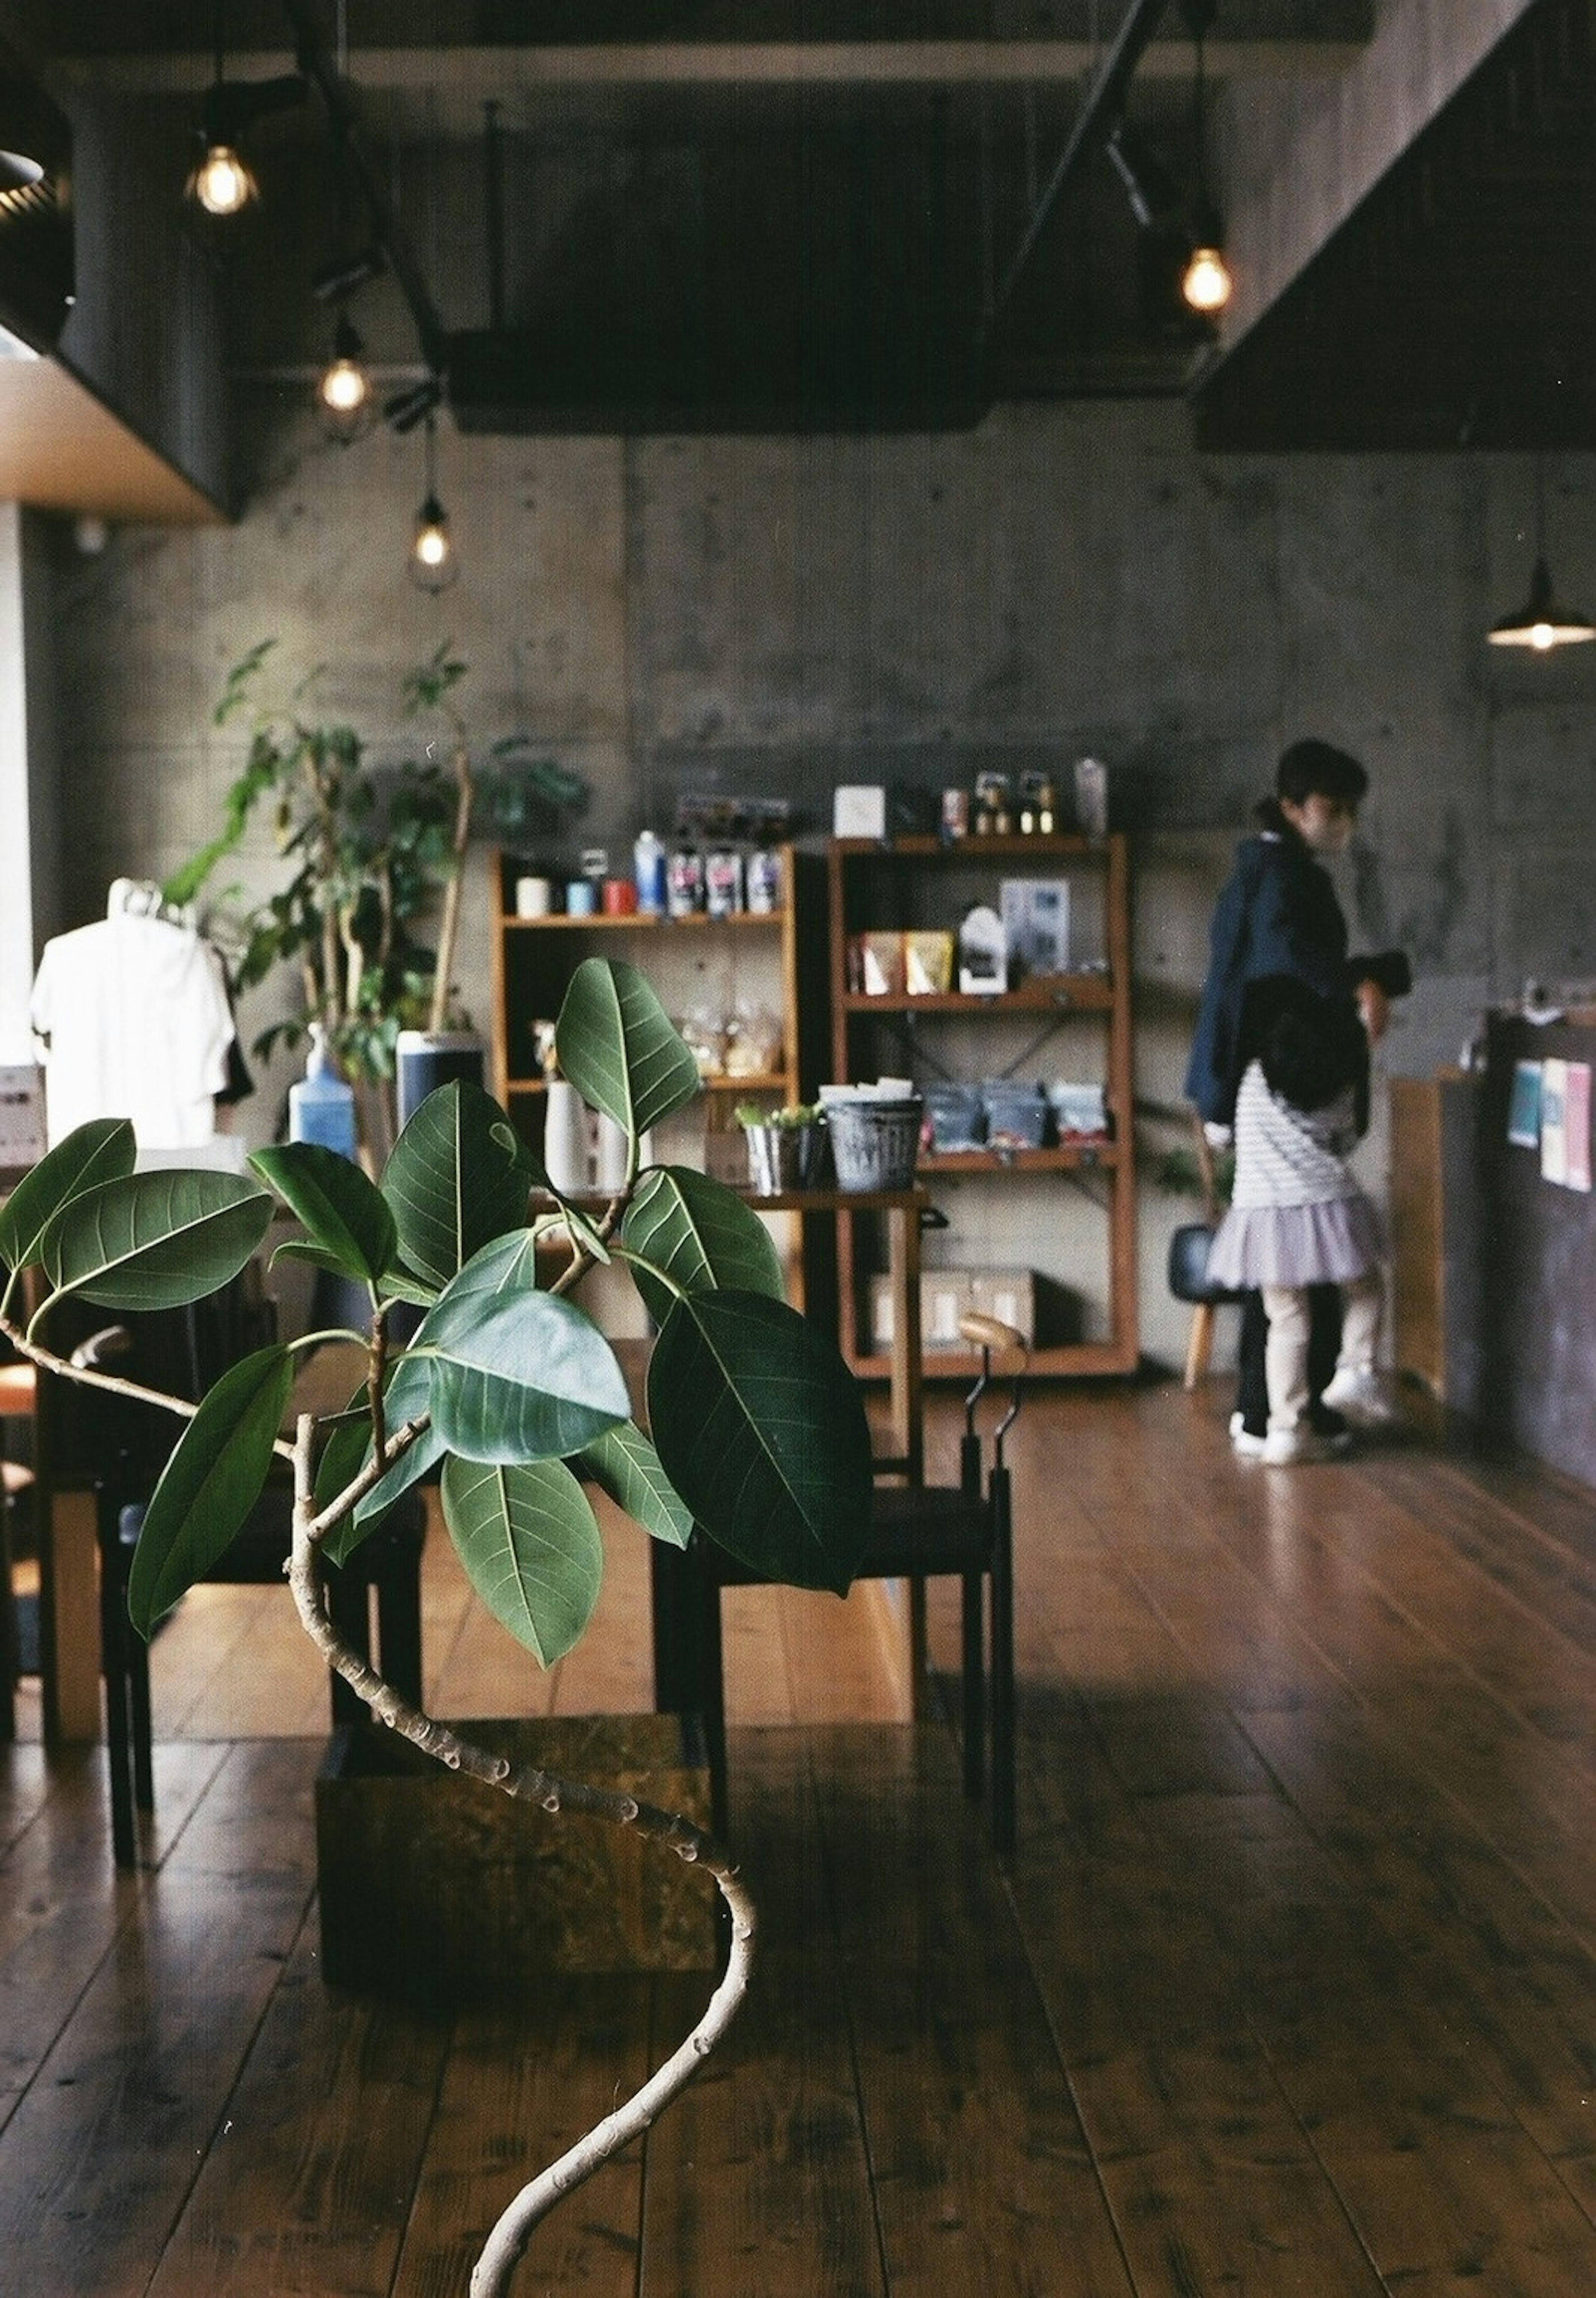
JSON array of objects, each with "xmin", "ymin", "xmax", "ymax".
[
  {"xmin": 543, "ymin": 1079, "xmax": 591, "ymax": 1196},
  {"xmin": 593, "ymin": 1112, "xmax": 629, "ymax": 1192}
]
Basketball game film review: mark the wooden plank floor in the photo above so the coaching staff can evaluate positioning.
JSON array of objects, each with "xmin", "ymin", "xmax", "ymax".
[{"xmin": 5, "ymin": 1379, "xmax": 1596, "ymax": 2295}]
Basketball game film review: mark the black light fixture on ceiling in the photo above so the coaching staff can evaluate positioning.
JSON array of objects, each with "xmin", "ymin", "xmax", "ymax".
[
  {"xmin": 1104, "ymin": 120, "xmax": 1180, "ymax": 233},
  {"xmin": 386, "ymin": 372, "xmax": 443, "ymax": 435},
  {"xmin": 1179, "ymin": 0, "xmax": 1232, "ymax": 317},
  {"xmin": 409, "ymin": 414, "xmax": 458, "ymax": 593},
  {"xmin": 1488, "ymin": 462, "xmax": 1595, "ymax": 650},
  {"xmin": 187, "ymin": 0, "xmax": 308, "ymax": 217}
]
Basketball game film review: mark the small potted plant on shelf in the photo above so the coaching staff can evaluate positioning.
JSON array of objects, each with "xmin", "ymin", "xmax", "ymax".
[
  {"xmin": 0, "ymin": 957, "xmax": 872, "ymax": 2296},
  {"xmin": 735, "ymin": 1099, "xmax": 828, "ymax": 1194}
]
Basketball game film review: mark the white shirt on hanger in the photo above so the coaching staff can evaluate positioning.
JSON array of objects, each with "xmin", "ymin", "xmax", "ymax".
[{"xmin": 30, "ymin": 913, "xmax": 236, "ymax": 1150}]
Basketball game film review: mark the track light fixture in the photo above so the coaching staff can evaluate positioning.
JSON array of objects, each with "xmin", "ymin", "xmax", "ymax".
[
  {"xmin": 1105, "ymin": 121, "xmax": 1180, "ymax": 233},
  {"xmin": 385, "ymin": 372, "xmax": 444, "ymax": 435},
  {"xmin": 187, "ymin": 2, "xmax": 307, "ymax": 217},
  {"xmin": 317, "ymin": 311, "xmax": 374, "ymax": 442},
  {"xmin": 312, "ymin": 244, "xmax": 386, "ymax": 303},
  {"xmin": 409, "ymin": 416, "xmax": 458, "ymax": 594},
  {"xmin": 1179, "ymin": 0, "xmax": 1232, "ymax": 318},
  {"xmin": 1488, "ymin": 463, "xmax": 1595, "ymax": 650}
]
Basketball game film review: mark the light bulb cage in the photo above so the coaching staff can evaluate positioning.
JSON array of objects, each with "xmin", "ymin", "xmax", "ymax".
[
  {"xmin": 409, "ymin": 418, "xmax": 459, "ymax": 592},
  {"xmin": 317, "ymin": 311, "xmax": 375, "ymax": 442}
]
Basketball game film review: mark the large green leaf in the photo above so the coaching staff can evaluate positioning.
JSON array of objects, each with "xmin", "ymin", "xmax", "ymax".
[
  {"xmin": 37, "ymin": 1170, "xmax": 275, "ymax": 1311},
  {"xmin": 325, "ymin": 1233, "xmax": 550, "ymax": 1553},
  {"xmin": 126, "ymin": 1345, "xmax": 293, "ymax": 1636},
  {"xmin": 251, "ymin": 1142, "xmax": 397, "ymax": 1288},
  {"xmin": 620, "ymin": 1165, "xmax": 784, "ymax": 1328},
  {"xmin": 441, "ymin": 1453, "xmax": 602, "ymax": 1665},
  {"xmin": 426, "ymin": 1290, "xmax": 629, "ymax": 1464},
  {"xmin": 576, "ymin": 1421, "xmax": 695, "ymax": 1549},
  {"xmin": 380, "ymin": 1081, "xmax": 528, "ymax": 1291},
  {"xmin": 557, "ymin": 958, "xmax": 701, "ymax": 1142},
  {"xmin": 0, "ymin": 1119, "xmax": 136, "ymax": 1276},
  {"xmin": 648, "ymin": 1289, "xmax": 872, "ymax": 1596}
]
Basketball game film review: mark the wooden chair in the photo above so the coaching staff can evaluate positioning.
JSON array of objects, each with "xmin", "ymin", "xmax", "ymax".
[
  {"xmin": 656, "ymin": 1312, "xmax": 1026, "ymax": 1857},
  {"xmin": 64, "ymin": 1296, "xmax": 426, "ymax": 1869}
]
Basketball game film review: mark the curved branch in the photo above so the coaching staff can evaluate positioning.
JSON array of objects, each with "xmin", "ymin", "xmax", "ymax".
[{"xmin": 285, "ymin": 1417, "xmax": 756, "ymax": 2298}]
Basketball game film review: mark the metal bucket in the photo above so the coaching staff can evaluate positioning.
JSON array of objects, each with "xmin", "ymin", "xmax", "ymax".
[
  {"xmin": 827, "ymin": 1099, "xmax": 922, "ymax": 1191},
  {"xmin": 744, "ymin": 1120, "xmax": 828, "ymax": 1195}
]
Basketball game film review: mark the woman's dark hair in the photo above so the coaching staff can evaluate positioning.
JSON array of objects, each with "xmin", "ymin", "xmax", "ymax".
[
  {"xmin": 1244, "ymin": 974, "xmax": 1367, "ymax": 1114},
  {"xmin": 1276, "ymin": 739, "xmax": 1368, "ymax": 807}
]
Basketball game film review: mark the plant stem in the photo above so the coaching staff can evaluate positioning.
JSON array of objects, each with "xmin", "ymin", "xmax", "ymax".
[
  {"xmin": 428, "ymin": 734, "xmax": 475, "ymax": 1035},
  {"xmin": 286, "ymin": 1416, "xmax": 758, "ymax": 2298}
]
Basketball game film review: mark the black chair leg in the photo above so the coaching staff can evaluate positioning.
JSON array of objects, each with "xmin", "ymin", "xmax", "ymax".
[
  {"xmin": 989, "ymin": 1465, "xmax": 1016, "ymax": 1860},
  {"xmin": 960, "ymin": 1571, "xmax": 986, "ymax": 1800},
  {"xmin": 687, "ymin": 1546, "xmax": 730, "ymax": 1838},
  {"xmin": 96, "ymin": 1486, "xmax": 137, "ymax": 1868},
  {"xmin": 374, "ymin": 1557, "xmax": 424, "ymax": 1709}
]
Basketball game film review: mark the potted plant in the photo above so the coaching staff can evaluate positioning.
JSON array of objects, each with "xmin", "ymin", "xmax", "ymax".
[
  {"xmin": 0, "ymin": 956, "xmax": 872, "ymax": 2297},
  {"xmin": 735, "ymin": 1098, "xmax": 828, "ymax": 1193},
  {"xmin": 164, "ymin": 641, "xmax": 587, "ymax": 1158}
]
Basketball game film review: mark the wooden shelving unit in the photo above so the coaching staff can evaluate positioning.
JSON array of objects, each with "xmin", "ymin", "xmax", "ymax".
[
  {"xmin": 828, "ymin": 832, "xmax": 1138, "ymax": 1379},
  {"xmin": 489, "ymin": 845, "xmax": 822, "ymax": 1177}
]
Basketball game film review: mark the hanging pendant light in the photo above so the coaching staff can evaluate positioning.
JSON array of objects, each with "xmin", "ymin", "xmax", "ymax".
[
  {"xmin": 1488, "ymin": 463, "xmax": 1595, "ymax": 650},
  {"xmin": 409, "ymin": 414, "xmax": 458, "ymax": 593},
  {"xmin": 1180, "ymin": 0, "xmax": 1232, "ymax": 318},
  {"xmin": 186, "ymin": 0, "xmax": 306, "ymax": 217},
  {"xmin": 317, "ymin": 312, "xmax": 375, "ymax": 442}
]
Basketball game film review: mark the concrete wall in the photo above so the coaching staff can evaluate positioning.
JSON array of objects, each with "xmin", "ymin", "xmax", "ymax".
[{"xmin": 36, "ymin": 394, "xmax": 1596, "ymax": 1365}]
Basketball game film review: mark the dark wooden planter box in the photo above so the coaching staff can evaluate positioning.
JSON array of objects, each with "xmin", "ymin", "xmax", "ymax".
[{"xmin": 316, "ymin": 1714, "xmax": 717, "ymax": 2005}]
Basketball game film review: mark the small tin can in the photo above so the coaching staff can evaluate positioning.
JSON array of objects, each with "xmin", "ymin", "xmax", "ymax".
[
  {"xmin": 667, "ymin": 847, "xmax": 704, "ymax": 918},
  {"xmin": 941, "ymin": 788, "xmax": 969, "ymax": 842},
  {"xmin": 746, "ymin": 848, "xmax": 782, "ymax": 913},
  {"xmin": 705, "ymin": 849, "xmax": 744, "ymax": 919}
]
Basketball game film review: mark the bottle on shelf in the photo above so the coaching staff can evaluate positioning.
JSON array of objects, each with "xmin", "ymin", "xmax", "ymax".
[{"xmin": 288, "ymin": 1024, "xmax": 357, "ymax": 1161}]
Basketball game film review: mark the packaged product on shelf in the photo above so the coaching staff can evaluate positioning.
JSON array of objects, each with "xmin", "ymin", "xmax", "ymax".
[
  {"xmin": 860, "ymin": 930, "xmax": 905, "ymax": 996},
  {"xmin": 903, "ymin": 929, "xmax": 954, "ymax": 995},
  {"xmin": 999, "ymin": 879, "xmax": 1069, "ymax": 978},
  {"xmin": 667, "ymin": 848, "xmax": 705, "ymax": 916},
  {"xmin": 705, "ymin": 849, "xmax": 744, "ymax": 918},
  {"xmin": 746, "ymin": 848, "xmax": 782, "ymax": 912},
  {"xmin": 957, "ymin": 905, "xmax": 1007, "ymax": 994},
  {"xmin": 1048, "ymin": 1080, "xmax": 1110, "ymax": 1140},
  {"xmin": 980, "ymin": 1079, "xmax": 1049, "ymax": 1149}
]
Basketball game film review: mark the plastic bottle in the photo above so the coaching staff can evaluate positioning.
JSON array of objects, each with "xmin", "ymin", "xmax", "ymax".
[
  {"xmin": 633, "ymin": 828, "xmax": 666, "ymax": 915},
  {"xmin": 288, "ymin": 1024, "xmax": 358, "ymax": 1161}
]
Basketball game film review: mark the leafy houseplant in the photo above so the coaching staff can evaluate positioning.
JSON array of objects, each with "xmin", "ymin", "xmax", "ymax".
[
  {"xmin": 164, "ymin": 641, "xmax": 587, "ymax": 1154},
  {"xmin": 0, "ymin": 958, "xmax": 873, "ymax": 2296}
]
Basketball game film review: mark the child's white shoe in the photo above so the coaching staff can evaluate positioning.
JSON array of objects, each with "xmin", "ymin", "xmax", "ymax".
[
  {"xmin": 1319, "ymin": 1365, "xmax": 1397, "ymax": 1429},
  {"xmin": 1229, "ymin": 1411, "xmax": 1268, "ymax": 1459}
]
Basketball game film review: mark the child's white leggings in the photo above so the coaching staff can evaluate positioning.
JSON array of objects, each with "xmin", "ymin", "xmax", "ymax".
[{"xmin": 1261, "ymin": 1273, "xmax": 1382, "ymax": 1436}]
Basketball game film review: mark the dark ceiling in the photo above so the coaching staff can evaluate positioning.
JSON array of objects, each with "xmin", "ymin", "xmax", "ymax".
[
  {"xmin": 10, "ymin": 2, "xmax": 1590, "ymax": 445},
  {"xmin": 1192, "ymin": 0, "xmax": 1596, "ymax": 450}
]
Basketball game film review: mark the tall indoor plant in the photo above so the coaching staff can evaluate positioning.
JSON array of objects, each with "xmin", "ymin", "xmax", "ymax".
[
  {"xmin": 165, "ymin": 640, "xmax": 586, "ymax": 1155},
  {"xmin": 0, "ymin": 958, "xmax": 873, "ymax": 2296}
]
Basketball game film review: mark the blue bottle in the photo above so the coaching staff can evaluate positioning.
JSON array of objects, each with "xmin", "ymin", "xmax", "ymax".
[{"xmin": 288, "ymin": 1024, "xmax": 358, "ymax": 1160}]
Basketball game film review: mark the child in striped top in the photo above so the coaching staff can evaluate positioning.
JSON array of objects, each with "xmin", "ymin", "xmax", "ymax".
[{"xmin": 1205, "ymin": 976, "xmax": 1393, "ymax": 1463}]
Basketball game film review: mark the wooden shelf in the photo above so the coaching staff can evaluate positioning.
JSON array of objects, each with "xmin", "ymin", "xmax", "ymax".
[
  {"xmin": 502, "ymin": 908, "xmax": 787, "ymax": 931},
  {"xmin": 917, "ymin": 1142, "xmax": 1117, "ymax": 1174},
  {"xmin": 831, "ymin": 833, "xmax": 1105, "ymax": 862},
  {"xmin": 840, "ymin": 977, "xmax": 1113, "ymax": 1015},
  {"xmin": 505, "ymin": 1069, "xmax": 788, "ymax": 1098}
]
